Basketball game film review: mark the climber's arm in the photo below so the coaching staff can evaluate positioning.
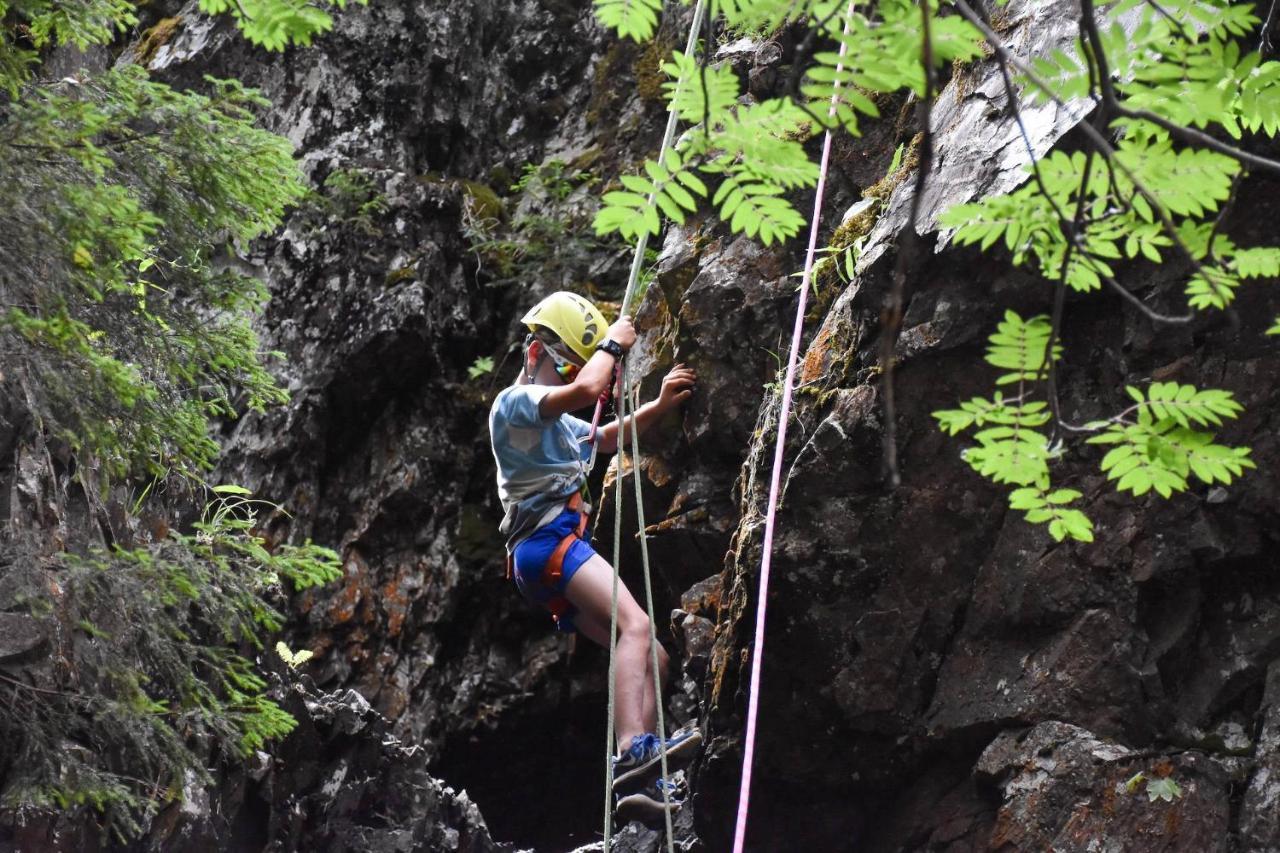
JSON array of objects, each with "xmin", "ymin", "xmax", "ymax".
[
  {"xmin": 595, "ymin": 364, "xmax": 696, "ymax": 453},
  {"xmin": 539, "ymin": 318, "xmax": 637, "ymax": 419}
]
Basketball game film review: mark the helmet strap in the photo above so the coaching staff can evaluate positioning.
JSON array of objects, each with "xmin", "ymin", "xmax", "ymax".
[{"xmin": 523, "ymin": 334, "xmax": 547, "ymax": 382}]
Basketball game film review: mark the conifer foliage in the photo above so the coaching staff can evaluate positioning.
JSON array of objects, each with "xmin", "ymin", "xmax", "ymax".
[
  {"xmin": 0, "ymin": 0, "xmax": 352, "ymax": 838},
  {"xmin": 591, "ymin": 0, "xmax": 1278, "ymax": 542}
]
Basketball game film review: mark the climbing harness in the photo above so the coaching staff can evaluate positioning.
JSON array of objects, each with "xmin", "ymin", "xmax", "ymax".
[
  {"xmin": 730, "ymin": 3, "xmax": 860, "ymax": 851},
  {"xmin": 507, "ymin": 491, "xmax": 589, "ymax": 625},
  {"xmin": 600, "ymin": 3, "xmax": 708, "ymax": 850}
]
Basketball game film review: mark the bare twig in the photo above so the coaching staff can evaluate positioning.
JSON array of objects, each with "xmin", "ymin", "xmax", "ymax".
[
  {"xmin": 880, "ymin": 0, "xmax": 935, "ymax": 488},
  {"xmin": 1142, "ymin": 0, "xmax": 1193, "ymax": 43},
  {"xmin": 0, "ymin": 671, "xmax": 76, "ymax": 698},
  {"xmin": 1261, "ymin": 0, "xmax": 1278, "ymax": 55},
  {"xmin": 1206, "ymin": 171, "xmax": 1246, "ymax": 260}
]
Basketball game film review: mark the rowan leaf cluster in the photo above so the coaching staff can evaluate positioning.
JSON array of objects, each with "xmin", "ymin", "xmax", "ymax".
[
  {"xmin": 592, "ymin": 0, "xmax": 983, "ymax": 247},
  {"xmin": 592, "ymin": 0, "xmax": 1275, "ymax": 544},
  {"xmin": 594, "ymin": 50, "xmax": 820, "ymax": 246}
]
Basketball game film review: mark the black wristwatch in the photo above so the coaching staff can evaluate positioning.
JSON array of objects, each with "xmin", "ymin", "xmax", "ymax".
[{"xmin": 596, "ymin": 339, "xmax": 625, "ymax": 359}]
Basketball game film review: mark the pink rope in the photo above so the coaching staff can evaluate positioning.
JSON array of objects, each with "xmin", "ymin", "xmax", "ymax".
[{"xmin": 731, "ymin": 4, "xmax": 858, "ymax": 850}]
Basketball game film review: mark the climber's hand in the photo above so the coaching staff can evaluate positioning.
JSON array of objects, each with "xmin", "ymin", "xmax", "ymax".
[
  {"xmin": 657, "ymin": 364, "xmax": 697, "ymax": 410},
  {"xmin": 608, "ymin": 317, "xmax": 637, "ymax": 352}
]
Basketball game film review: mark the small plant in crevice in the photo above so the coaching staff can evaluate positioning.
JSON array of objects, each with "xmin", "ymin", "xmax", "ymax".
[
  {"xmin": 463, "ymin": 158, "xmax": 618, "ymax": 289},
  {"xmin": 1124, "ymin": 770, "xmax": 1184, "ymax": 803},
  {"xmin": 307, "ymin": 166, "xmax": 390, "ymax": 236},
  {"xmin": 467, "ymin": 356, "xmax": 496, "ymax": 379}
]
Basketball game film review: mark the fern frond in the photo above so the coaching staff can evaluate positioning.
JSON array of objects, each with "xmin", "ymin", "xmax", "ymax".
[
  {"xmin": 661, "ymin": 51, "xmax": 740, "ymax": 125},
  {"xmin": 593, "ymin": 0, "xmax": 661, "ymax": 41},
  {"xmin": 985, "ymin": 311, "xmax": 1056, "ymax": 384},
  {"xmin": 711, "ymin": 172, "xmax": 806, "ymax": 245}
]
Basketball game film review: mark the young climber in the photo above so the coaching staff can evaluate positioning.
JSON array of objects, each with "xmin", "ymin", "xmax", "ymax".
[{"xmin": 488, "ymin": 291, "xmax": 703, "ymax": 820}]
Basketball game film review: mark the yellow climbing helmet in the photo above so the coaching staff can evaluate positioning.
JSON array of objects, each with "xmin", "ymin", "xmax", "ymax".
[{"xmin": 521, "ymin": 291, "xmax": 608, "ymax": 362}]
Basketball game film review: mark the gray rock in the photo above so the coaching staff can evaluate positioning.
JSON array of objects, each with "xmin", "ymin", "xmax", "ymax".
[
  {"xmin": 1241, "ymin": 662, "xmax": 1280, "ymax": 850},
  {"xmin": 0, "ymin": 612, "xmax": 47, "ymax": 663}
]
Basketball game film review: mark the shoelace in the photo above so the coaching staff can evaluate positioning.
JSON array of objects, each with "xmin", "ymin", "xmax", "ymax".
[
  {"xmin": 652, "ymin": 778, "xmax": 684, "ymax": 802},
  {"xmin": 615, "ymin": 733, "xmax": 657, "ymax": 764}
]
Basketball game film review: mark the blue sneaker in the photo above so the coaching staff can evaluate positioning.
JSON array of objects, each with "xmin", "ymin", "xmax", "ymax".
[
  {"xmin": 616, "ymin": 777, "xmax": 686, "ymax": 824},
  {"xmin": 612, "ymin": 726, "xmax": 703, "ymax": 791}
]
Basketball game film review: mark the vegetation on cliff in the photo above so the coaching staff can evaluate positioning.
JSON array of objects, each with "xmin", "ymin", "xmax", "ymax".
[
  {"xmin": 0, "ymin": 0, "xmax": 349, "ymax": 838},
  {"xmin": 592, "ymin": 0, "xmax": 1279, "ymax": 544}
]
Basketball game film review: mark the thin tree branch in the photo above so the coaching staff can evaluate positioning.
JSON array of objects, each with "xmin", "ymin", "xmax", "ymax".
[
  {"xmin": 1261, "ymin": 0, "xmax": 1278, "ymax": 55},
  {"xmin": 1077, "ymin": 0, "xmax": 1280, "ymax": 176},
  {"xmin": 1206, "ymin": 170, "xmax": 1245, "ymax": 260},
  {"xmin": 951, "ymin": 0, "xmax": 1217, "ymax": 304},
  {"xmin": 880, "ymin": 0, "xmax": 935, "ymax": 488},
  {"xmin": 1142, "ymin": 0, "xmax": 1193, "ymax": 44}
]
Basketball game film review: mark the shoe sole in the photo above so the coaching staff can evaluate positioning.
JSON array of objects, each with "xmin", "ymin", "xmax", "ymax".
[
  {"xmin": 613, "ymin": 730, "xmax": 704, "ymax": 791},
  {"xmin": 615, "ymin": 791, "xmax": 682, "ymax": 824}
]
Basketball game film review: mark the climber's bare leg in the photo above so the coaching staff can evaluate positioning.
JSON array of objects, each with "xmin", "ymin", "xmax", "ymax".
[{"xmin": 565, "ymin": 553, "xmax": 657, "ymax": 753}]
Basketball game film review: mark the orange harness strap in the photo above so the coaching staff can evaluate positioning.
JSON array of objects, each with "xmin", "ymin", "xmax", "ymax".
[
  {"xmin": 543, "ymin": 492, "xmax": 588, "ymax": 587},
  {"xmin": 506, "ymin": 492, "xmax": 589, "ymax": 583}
]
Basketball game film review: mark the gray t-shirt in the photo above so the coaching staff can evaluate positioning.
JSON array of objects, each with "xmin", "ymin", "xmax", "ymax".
[{"xmin": 489, "ymin": 383, "xmax": 594, "ymax": 551}]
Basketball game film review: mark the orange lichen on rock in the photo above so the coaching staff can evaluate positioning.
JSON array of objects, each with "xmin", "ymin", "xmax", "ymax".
[
  {"xmin": 800, "ymin": 323, "xmax": 836, "ymax": 386},
  {"xmin": 327, "ymin": 548, "xmax": 369, "ymax": 625},
  {"xmin": 381, "ymin": 568, "xmax": 412, "ymax": 638}
]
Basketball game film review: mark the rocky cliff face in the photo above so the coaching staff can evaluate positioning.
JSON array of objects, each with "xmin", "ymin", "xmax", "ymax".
[{"xmin": 5, "ymin": 0, "xmax": 1278, "ymax": 850}]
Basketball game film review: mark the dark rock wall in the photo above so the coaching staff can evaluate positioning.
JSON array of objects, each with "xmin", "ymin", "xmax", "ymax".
[{"xmin": 694, "ymin": 6, "xmax": 1280, "ymax": 850}]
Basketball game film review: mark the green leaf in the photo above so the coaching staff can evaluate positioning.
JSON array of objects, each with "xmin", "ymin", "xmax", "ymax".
[
  {"xmin": 1146, "ymin": 777, "xmax": 1182, "ymax": 803},
  {"xmin": 593, "ymin": 0, "xmax": 661, "ymax": 41},
  {"xmin": 984, "ymin": 311, "xmax": 1055, "ymax": 384}
]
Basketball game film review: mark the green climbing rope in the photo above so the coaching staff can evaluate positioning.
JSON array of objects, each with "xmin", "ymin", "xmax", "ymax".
[{"xmin": 601, "ymin": 2, "xmax": 707, "ymax": 850}]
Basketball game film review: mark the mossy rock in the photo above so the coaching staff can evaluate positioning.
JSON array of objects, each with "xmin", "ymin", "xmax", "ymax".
[
  {"xmin": 569, "ymin": 146, "xmax": 604, "ymax": 174},
  {"xmin": 587, "ymin": 41, "xmax": 631, "ymax": 128},
  {"xmin": 488, "ymin": 164, "xmax": 515, "ymax": 192},
  {"xmin": 864, "ymin": 132, "xmax": 923, "ymax": 203},
  {"xmin": 455, "ymin": 504, "xmax": 504, "ymax": 564},
  {"xmin": 385, "ymin": 267, "xmax": 417, "ymax": 286},
  {"xmin": 636, "ymin": 32, "xmax": 677, "ymax": 103},
  {"xmin": 460, "ymin": 180, "xmax": 504, "ymax": 221},
  {"xmin": 134, "ymin": 16, "xmax": 182, "ymax": 66}
]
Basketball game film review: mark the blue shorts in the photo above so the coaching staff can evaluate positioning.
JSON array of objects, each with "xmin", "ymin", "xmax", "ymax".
[{"xmin": 512, "ymin": 507, "xmax": 597, "ymax": 633}]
